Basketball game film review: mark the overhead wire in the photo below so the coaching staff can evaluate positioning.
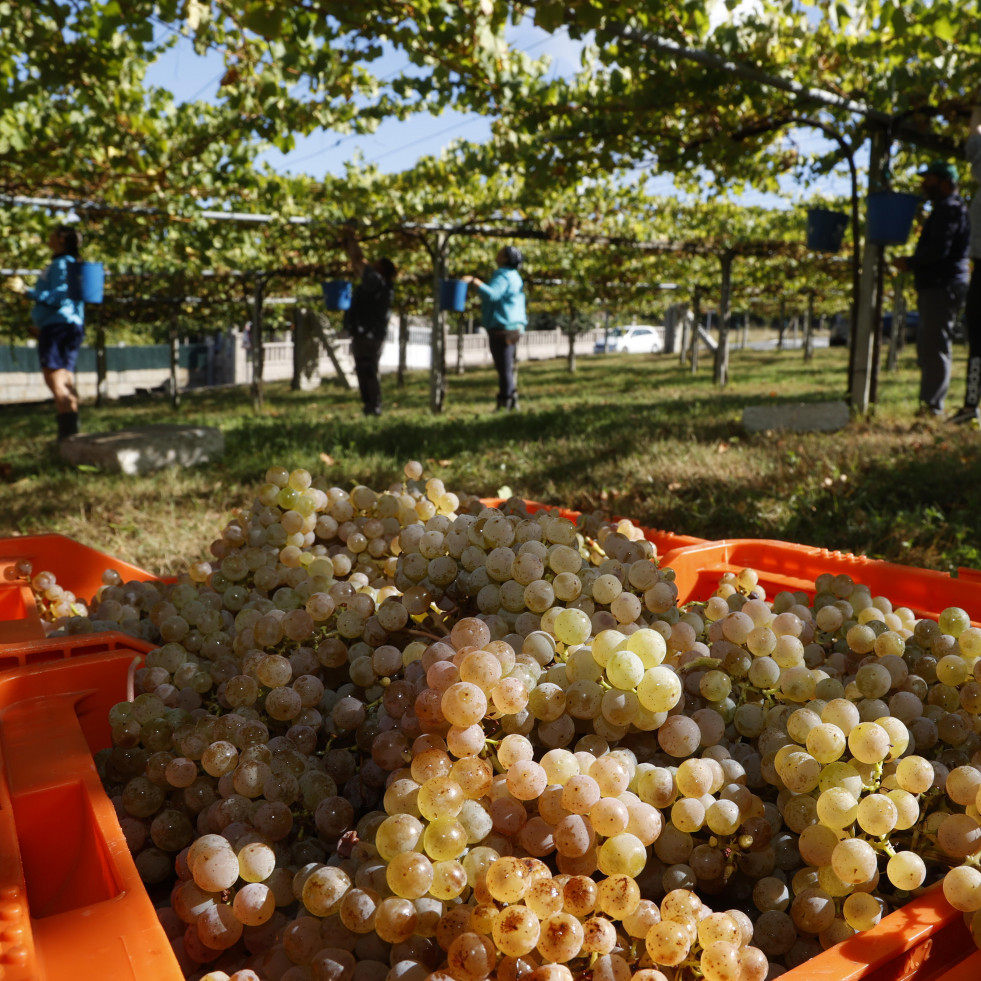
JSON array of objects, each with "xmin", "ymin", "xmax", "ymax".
[{"xmin": 272, "ymin": 26, "xmax": 569, "ymax": 171}]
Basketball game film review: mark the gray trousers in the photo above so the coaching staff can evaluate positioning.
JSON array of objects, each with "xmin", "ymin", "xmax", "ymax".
[
  {"xmin": 963, "ymin": 263, "xmax": 981, "ymax": 407},
  {"xmin": 917, "ymin": 283, "xmax": 968, "ymax": 412}
]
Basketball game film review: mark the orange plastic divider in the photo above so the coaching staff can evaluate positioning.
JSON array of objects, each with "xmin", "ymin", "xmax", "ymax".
[
  {"xmin": 0, "ymin": 646, "xmax": 182, "ymax": 981},
  {"xmin": 0, "ymin": 630, "xmax": 153, "ymax": 674},
  {"xmin": 934, "ymin": 948, "xmax": 981, "ymax": 981},
  {"xmin": 0, "ymin": 534, "xmax": 165, "ymax": 647},
  {"xmin": 662, "ymin": 538, "xmax": 981, "ymax": 623},
  {"xmin": 780, "ymin": 883, "xmax": 969, "ymax": 981},
  {"xmin": 0, "ymin": 581, "xmax": 39, "ymax": 645}
]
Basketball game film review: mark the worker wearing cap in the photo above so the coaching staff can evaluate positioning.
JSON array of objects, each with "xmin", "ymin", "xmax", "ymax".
[
  {"xmin": 950, "ymin": 107, "xmax": 981, "ymax": 425},
  {"xmin": 894, "ymin": 160, "xmax": 970, "ymax": 419}
]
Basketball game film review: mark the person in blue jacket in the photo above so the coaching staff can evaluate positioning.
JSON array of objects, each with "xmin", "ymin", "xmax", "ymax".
[
  {"xmin": 7, "ymin": 225, "xmax": 86, "ymax": 439},
  {"xmin": 461, "ymin": 245, "xmax": 527, "ymax": 411}
]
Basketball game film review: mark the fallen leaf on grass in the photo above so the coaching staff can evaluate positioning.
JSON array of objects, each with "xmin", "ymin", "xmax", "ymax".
[
  {"xmin": 717, "ymin": 442, "xmax": 730, "ymax": 454},
  {"xmin": 438, "ymin": 459, "xmax": 452, "ymax": 467},
  {"xmin": 320, "ymin": 453, "xmax": 336, "ymax": 465},
  {"xmin": 668, "ymin": 482, "xmax": 682, "ymax": 492}
]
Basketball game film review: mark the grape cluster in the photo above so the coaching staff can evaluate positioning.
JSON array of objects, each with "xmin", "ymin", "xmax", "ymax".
[
  {"xmin": 11, "ymin": 561, "xmax": 91, "ymax": 622},
  {"xmin": 30, "ymin": 462, "xmax": 981, "ymax": 981}
]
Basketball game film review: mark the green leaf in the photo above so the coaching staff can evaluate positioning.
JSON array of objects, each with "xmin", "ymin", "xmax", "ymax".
[
  {"xmin": 890, "ymin": 5, "xmax": 908, "ymax": 35},
  {"xmin": 934, "ymin": 16, "xmax": 955, "ymax": 42},
  {"xmin": 241, "ymin": 2, "xmax": 283, "ymax": 40}
]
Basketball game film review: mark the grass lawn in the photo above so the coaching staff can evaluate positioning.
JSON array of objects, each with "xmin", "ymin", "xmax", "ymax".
[{"xmin": 1, "ymin": 343, "xmax": 979, "ymax": 578}]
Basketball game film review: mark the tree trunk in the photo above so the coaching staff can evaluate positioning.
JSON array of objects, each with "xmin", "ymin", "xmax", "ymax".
[
  {"xmin": 804, "ymin": 293, "xmax": 815, "ymax": 362},
  {"xmin": 849, "ymin": 128, "xmax": 889, "ymax": 413},
  {"xmin": 567, "ymin": 331, "xmax": 576, "ymax": 372},
  {"xmin": 251, "ymin": 276, "xmax": 265, "ymax": 411},
  {"xmin": 169, "ymin": 273, "xmax": 184, "ymax": 410},
  {"xmin": 713, "ymin": 251, "xmax": 733, "ymax": 386},
  {"xmin": 887, "ymin": 273, "xmax": 908, "ymax": 372},
  {"xmin": 677, "ymin": 304, "xmax": 690, "ymax": 366},
  {"xmin": 869, "ymin": 243, "xmax": 888, "ymax": 406},
  {"xmin": 430, "ymin": 238, "xmax": 447, "ymax": 413},
  {"xmin": 690, "ymin": 288, "xmax": 702, "ymax": 374},
  {"xmin": 456, "ymin": 314, "xmax": 469, "ymax": 375},
  {"xmin": 94, "ymin": 307, "xmax": 107, "ymax": 407},
  {"xmin": 397, "ymin": 308, "xmax": 408, "ymax": 386},
  {"xmin": 168, "ymin": 310, "xmax": 180, "ymax": 410},
  {"xmin": 291, "ymin": 302, "xmax": 302, "ymax": 391}
]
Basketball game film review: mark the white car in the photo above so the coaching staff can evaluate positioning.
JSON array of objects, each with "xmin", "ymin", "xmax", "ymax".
[{"xmin": 594, "ymin": 325, "xmax": 665, "ymax": 354}]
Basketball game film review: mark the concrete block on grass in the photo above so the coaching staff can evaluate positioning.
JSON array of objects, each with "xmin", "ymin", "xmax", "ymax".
[
  {"xmin": 743, "ymin": 400, "xmax": 850, "ymax": 434},
  {"xmin": 60, "ymin": 424, "xmax": 224, "ymax": 475}
]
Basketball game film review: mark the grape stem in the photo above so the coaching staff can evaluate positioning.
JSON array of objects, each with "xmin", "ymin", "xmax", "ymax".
[
  {"xmin": 677, "ymin": 656, "xmax": 723, "ymax": 674},
  {"xmin": 405, "ymin": 628, "xmax": 447, "ymax": 641}
]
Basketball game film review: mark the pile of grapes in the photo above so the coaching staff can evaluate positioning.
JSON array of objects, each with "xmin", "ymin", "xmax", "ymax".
[{"xmin": 26, "ymin": 463, "xmax": 981, "ymax": 981}]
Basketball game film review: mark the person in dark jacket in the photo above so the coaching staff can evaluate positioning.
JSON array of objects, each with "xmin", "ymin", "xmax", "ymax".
[
  {"xmin": 895, "ymin": 160, "xmax": 970, "ymax": 418},
  {"xmin": 6, "ymin": 225, "xmax": 85, "ymax": 439},
  {"xmin": 950, "ymin": 107, "xmax": 981, "ymax": 425},
  {"xmin": 341, "ymin": 229, "xmax": 396, "ymax": 416}
]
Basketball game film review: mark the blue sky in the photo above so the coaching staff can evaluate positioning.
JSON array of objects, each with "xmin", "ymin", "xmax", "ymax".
[
  {"xmin": 143, "ymin": 18, "xmax": 588, "ymax": 181},
  {"xmin": 142, "ymin": 17, "xmax": 850, "ymax": 208}
]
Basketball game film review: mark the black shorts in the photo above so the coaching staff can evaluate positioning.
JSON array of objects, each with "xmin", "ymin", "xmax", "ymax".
[{"xmin": 38, "ymin": 321, "xmax": 84, "ymax": 372}]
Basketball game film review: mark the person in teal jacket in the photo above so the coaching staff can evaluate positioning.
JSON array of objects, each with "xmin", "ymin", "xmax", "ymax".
[
  {"xmin": 7, "ymin": 225, "xmax": 85, "ymax": 439},
  {"xmin": 462, "ymin": 245, "xmax": 527, "ymax": 410}
]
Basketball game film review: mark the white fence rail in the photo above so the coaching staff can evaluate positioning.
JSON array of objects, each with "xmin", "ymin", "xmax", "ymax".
[{"xmin": 1, "ymin": 327, "xmax": 621, "ymax": 404}]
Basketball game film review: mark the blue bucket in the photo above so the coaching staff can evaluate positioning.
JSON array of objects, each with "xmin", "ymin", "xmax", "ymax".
[
  {"xmin": 867, "ymin": 192, "xmax": 921, "ymax": 246},
  {"xmin": 440, "ymin": 279, "xmax": 468, "ymax": 312},
  {"xmin": 67, "ymin": 262, "xmax": 104, "ymax": 304},
  {"xmin": 322, "ymin": 280, "xmax": 352, "ymax": 310},
  {"xmin": 806, "ymin": 209, "xmax": 849, "ymax": 253}
]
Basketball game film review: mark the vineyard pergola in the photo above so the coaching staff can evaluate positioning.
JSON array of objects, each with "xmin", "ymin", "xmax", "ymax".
[
  {"xmin": 1, "ymin": 182, "xmax": 852, "ymax": 413},
  {"xmin": 1, "ymin": 0, "xmax": 976, "ymax": 414}
]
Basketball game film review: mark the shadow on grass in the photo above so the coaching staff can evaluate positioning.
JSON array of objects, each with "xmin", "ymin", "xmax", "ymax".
[{"xmin": 4, "ymin": 349, "xmax": 980, "ymax": 570}]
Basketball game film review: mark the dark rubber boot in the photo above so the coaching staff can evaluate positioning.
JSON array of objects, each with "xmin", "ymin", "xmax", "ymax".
[
  {"xmin": 966, "ymin": 356, "xmax": 981, "ymax": 410},
  {"xmin": 57, "ymin": 411, "xmax": 79, "ymax": 440}
]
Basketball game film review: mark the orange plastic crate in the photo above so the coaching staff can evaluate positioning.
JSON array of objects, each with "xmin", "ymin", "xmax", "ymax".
[
  {"xmin": 662, "ymin": 538, "xmax": 981, "ymax": 623},
  {"xmin": 0, "ymin": 527, "xmax": 977, "ymax": 980},
  {"xmin": 0, "ymin": 534, "xmax": 163, "ymax": 645},
  {"xmin": 0, "ymin": 644, "xmax": 181, "ymax": 981},
  {"xmin": 659, "ymin": 537, "xmax": 981, "ymax": 976},
  {"xmin": 0, "ymin": 630, "xmax": 153, "ymax": 673}
]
